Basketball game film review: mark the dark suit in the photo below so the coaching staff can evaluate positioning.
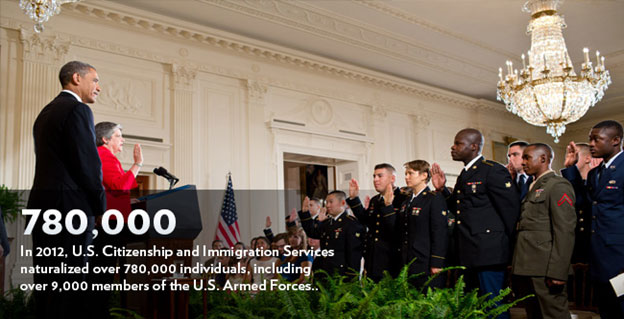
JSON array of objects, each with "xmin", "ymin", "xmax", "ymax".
[
  {"xmin": 517, "ymin": 174, "xmax": 533, "ymax": 200},
  {"xmin": 384, "ymin": 187, "xmax": 449, "ymax": 288},
  {"xmin": 27, "ymin": 92, "xmax": 106, "ymax": 318},
  {"xmin": 346, "ymin": 188, "xmax": 405, "ymax": 281},
  {"xmin": 442, "ymin": 156, "xmax": 520, "ymax": 319},
  {"xmin": 299, "ymin": 210, "xmax": 364, "ymax": 278},
  {"xmin": 563, "ymin": 154, "xmax": 624, "ymax": 318}
]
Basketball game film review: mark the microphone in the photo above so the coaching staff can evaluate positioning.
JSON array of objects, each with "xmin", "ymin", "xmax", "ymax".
[{"xmin": 153, "ymin": 167, "xmax": 179, "ymax": 189}]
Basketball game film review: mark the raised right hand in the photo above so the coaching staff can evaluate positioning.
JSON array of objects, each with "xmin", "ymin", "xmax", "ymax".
[
  {"xmin": 302, "ymin": 196, "xmax": 310, "ymax": 212},
  {"xmin": 349, "ymin": 179, "xmax": 360, "ymax": 199},
  {"xmin": 265, "ymin": 216, "xmax": 271, "ymax": 228},
  {"xmin": 431, "ymin": 163, "xmax": 447, "ymax": 191},
  {"xmin": 564, "ymin": 141, "xmax": 579, "ymax": 168}
]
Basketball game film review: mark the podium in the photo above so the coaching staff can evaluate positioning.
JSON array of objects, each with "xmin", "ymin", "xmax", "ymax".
[{"xmin": 125, "ymin": 185, "xmax": 202, "ymax": 319}]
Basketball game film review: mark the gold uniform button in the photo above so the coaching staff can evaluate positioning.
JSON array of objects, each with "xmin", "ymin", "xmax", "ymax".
[
  {"xmin": 593, "ymin": 201, "xmax": 597, "ymax": 205},
  {"xmin": 377, "ymin": 214, "xmax": 381, "ymax": 218},
  {"xmin": 457, "ymin": 190, "xmax": 461, "ymax": 194},
  {"xmin": 456, "ymin": 200, "xmax": 460, "ymax": 204},
  {"xmin": 376, "ymin": 222, "xmax": 380, "ymax": 225},
  {"xmin": 593, "ymin": 216, "xmax": 596, "ymax": 220},
  {"xmin": 404, "ymin": 241, "xmax": 408, "ymax": 244},
  {"xmin": 457, "ymin": 221, "xmax": 462, "ymax": 225},
  {"xmin": 375, "ymin": 238, "xmax": 379, "ymax": 242},
  {"xmin": 579, "ymin": 210, "xmax": 583, "ymax": 214},
  {"xmin": 375, "ymin": 230, "xmax": 379, "ymax": 233},
  {"xmin": 580, "ymin": 227, "xmax": 584, "ymax": 231},
  {"xmin": 579, "ymin": 218, "xmax": 584, "ymax": 222},
  {"xmin": 486, "ymin": 229, "xmax": 491, "ymax": 233},
  {"xmin": 456, "ymin": 210, "xmax": 460, "ymax": 214}
]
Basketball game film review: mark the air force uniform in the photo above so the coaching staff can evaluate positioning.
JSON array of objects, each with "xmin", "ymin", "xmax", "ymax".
[{"xmin": 563, "ymin": 152, "xmax": 624, "ymax": 318}]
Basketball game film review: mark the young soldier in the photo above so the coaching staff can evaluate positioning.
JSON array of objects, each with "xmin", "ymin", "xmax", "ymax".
[
  {"xmin": 512, "ymin": 143, "xmax": 576, "ymax": 319},
  {"xmin": 299, "ymin": 190, "xmax": 365, "ymax": 278},
  {"xmin": 384, "ymin": 160, "xmax": 449, "ymax": 288},
  {"xmin": 431, "ymin": 128, "xmax": 520, "ymax": 319},
  {"xmin": 347, "ymin": 163, "xmax": 406, "ymax": 281},
  {"xmin": 562, "ymin": 120, "xmax": 624, "ymax": 318}
]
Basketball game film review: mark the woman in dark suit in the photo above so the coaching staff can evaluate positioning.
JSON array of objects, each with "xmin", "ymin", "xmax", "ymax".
[{"xmin": 385, "ymin": 160, "xmax": 449, "ymax": 288}]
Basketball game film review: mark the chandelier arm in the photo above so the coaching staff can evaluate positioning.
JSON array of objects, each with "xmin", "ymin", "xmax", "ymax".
[
  {"xmin": 529, "ymin": 84, "xmax": 550, "ymax": 123},
  {"xmin": 558, "ymin": 81, "xmax": 568, "ymax": 122}
]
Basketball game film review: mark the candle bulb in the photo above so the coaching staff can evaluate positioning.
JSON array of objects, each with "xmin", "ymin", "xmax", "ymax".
[
  {"xmin": 583, "ymin": 48, "xmax": 590, "ymax": 64},
  {"xmin": 596, "ymin": 51, "xmax": 600, "ymax": 66},
  {"xmin": 521, "ymin": 54, "xmax": 526, "ymax": 69},
  {"xmin": 601, "ymin": 56, "xmax": 605, "ymax": 68},
  {"xmin": 543, "ymin": 53, "xmax": 547, "ymax": 69},
  {"xmin": 499, "ymin": 67, "xmax": 503, "ymax": 81}
]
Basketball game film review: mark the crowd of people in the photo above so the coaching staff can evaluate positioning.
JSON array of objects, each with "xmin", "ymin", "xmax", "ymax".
[
  {"xmin": 220, "ymin": 125, "xmax": 624, "ymax": 319},
  {"xmin": 26, "ymin": 60, "xmax": 624, "ymax": 319}
]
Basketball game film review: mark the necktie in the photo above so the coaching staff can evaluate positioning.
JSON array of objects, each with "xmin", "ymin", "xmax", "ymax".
[
  {"xmin": 597, "ymin": 164, "xmax": 606, "ymax": 185},
  {"xmin": 518, "ymin": 174, "xmax": 526, "ymax": 190}
]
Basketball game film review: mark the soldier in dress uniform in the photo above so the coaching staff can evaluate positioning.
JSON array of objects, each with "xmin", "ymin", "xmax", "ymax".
[
  {"xmin": 561, "ymin": 142, "xmax": 601, "ymax": 264},
  {"xmin": 299, "ymin": 190, "xmax": 365, "ymax": 278},
  {"xmin": 346, "ymin": 163, "xmax": 406, "ymax": 282},
  {"xmin": 562, "ymin": 120, "xmax": 624, "ymax": 319},
  {"xmin": 511, "ymin": 143, "xmax": 576, "ymax": 319},
  {"xmin": 431, "ymin": 128, "xmax": 520, "ymax": 319},
  {"xmin": 383, "ymin": 160, "xmax": 449, "ymax": 288}
]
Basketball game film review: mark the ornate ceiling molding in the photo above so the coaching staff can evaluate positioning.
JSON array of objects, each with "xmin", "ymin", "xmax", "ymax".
[
  {"xmin": 200, "ymin": 0, "xmax": 494, "ymax": 84},
  {"xmin": 55, "ymin": 1, "xmax": 492, "ymax": 110},
  {"xmin": 353, "ymin": 0, "xmax": 517, "ymax": 58},
  {"xmin": 19, "ymin": 29, "xmax": 70, "ymax": 63},
  {"xmin": 1, "ymin": 2, "xmax": 519, "ymax": 118}
]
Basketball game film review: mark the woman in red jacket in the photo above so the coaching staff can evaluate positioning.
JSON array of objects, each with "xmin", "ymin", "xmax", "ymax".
[
  {"xmin": 95, "ymin": 121, "xmax": 142, "ymax": 218},
  {"xmin": 89, "ymin": 121, "xmax": 143, "ymax": 315}
]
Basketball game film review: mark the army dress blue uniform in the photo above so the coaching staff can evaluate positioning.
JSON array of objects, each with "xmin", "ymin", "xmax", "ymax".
[
  {"xmin": 383, "ymin": 187, "xmax": 449, "ymax": 288},
  {"xmin": 346, "ymin": 188, "xmax": 406, "ymax": 281},
  {"xmin": 563, "ymin": 152, "xmax": 624, "ymax": 318},
  {"xmin": 441, "ymin": 156, "xmax": 520, "ymax": 311},
  {"xmin": 298, "ymin": 209, "xmax": 364, "ymax": 278}
]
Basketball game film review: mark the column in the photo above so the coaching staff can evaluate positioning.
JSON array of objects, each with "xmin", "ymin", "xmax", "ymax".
[
  {"xmin": 170, "ymin": 64, "xmax": 197, "ymax": 186},
  {"xmin": 11, "ymin": 29, "xmax": 70, "ymax": 285}
]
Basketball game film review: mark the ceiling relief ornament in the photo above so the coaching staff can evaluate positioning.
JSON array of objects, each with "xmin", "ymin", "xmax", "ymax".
[
  {"xmin": 246, "ymin": 79, "xmax": 268, "ymax": 105},
  {"xmin": 171, "ymin": 64, "xmax": 197, "ymax": 90},
  {"xmin": 19, "ymin": 29, "xmax": 70, "ymax": 63},
  {"xmin": 308, "ymin": 98, "xmax": 333, "ymax": 126}
]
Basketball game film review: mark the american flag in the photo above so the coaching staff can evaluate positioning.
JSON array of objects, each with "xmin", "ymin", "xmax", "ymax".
[{"xmin": 215, "ymin": 174, "xmax": 240, "ymax": 248}]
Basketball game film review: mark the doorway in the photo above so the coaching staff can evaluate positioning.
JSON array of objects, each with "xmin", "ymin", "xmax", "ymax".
[{"xmin": 283, "ymin": 152, "xmax": 357, "ymax": 213}]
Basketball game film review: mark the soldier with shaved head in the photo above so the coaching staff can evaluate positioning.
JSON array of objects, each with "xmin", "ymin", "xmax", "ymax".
[
  {"xmin": 431, "ymin": 128, "xmax": 520, "ymax": 319},
  {"xmin": 512, "ymin": 143, "xmax": 576, "ymax": 319}
]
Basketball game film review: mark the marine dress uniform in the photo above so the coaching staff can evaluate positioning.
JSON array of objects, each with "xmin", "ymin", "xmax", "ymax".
[
  {"xmin": 384, "ymin": 187, "xmax": 449, "ymax": 288},
  {"xmin": 347, "ymin": 188, "xmax": 406, "ymax": 281},
  {"xmin": 299, "ymin": 209, "xmax": 365, "ymax": 278},
  {"xmin": 563, "ymin": 152, "xmax": 624, "ymax": 318},
  {"xmin": 512, "ymin": 171, "xmax": 576, "ymax": 319}
]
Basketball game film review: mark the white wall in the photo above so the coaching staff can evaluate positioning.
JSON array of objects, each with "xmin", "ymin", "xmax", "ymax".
[{"xmin": 1, "ymin": 0, "xmax": 571, "ymax": 289}]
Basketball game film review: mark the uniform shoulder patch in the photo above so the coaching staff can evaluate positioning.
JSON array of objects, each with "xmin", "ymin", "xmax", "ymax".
[
  {"xmin": 481, "ymin": 160, "xmax": 494, "ymax": 167},
  {"xmin": 346, "ymin": 215, "xmax": 357, "ymax": 221}
]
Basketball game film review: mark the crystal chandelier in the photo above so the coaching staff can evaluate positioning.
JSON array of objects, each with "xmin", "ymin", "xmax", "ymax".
[
  {"xmin": 496, "ymin": 0, "xmax": 611, "ymax": 143},
  {"xmin": 19, "ymin": 0, "xmax": 80, "ymax": 33}
]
